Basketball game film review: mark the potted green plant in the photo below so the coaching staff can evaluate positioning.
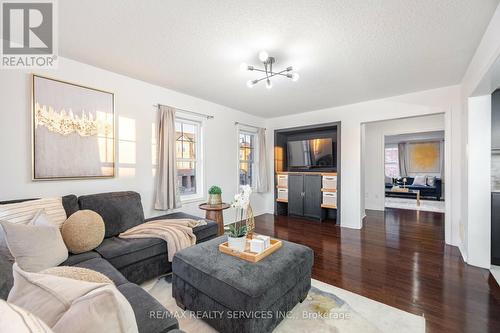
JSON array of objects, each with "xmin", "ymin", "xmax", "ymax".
[{"xmin": 208, "ymin": 185, "xmax": 222, "ymax": 205}]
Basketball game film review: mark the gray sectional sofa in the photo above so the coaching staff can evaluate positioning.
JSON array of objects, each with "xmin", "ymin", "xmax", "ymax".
[{"xmin": 0, "ymin": 191, "xmax": 219, "ymax": 333}]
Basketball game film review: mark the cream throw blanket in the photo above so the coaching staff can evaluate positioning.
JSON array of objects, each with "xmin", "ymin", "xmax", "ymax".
[{"xmin": 119, "ymin": 219, "xmax": 207, "ymax": 262}]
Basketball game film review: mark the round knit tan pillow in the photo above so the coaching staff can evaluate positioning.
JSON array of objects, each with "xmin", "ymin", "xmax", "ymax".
[
  {"xmin": 61, "ymin": 210, "xmax": 105, "ymax": 254},
  {"xmin": 41, "ymin": 266, "xmax": 113, "ymax": 284}
]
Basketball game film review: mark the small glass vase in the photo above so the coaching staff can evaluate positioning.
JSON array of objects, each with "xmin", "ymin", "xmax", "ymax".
[{"xmin": 245, "ymin": 205, "xmax": 255, "ymax": 238}]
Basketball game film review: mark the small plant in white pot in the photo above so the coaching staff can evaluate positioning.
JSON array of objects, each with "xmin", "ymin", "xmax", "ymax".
[
  {"xmin": 227, "ymin": 223, "xmax": 247, "ymax": 252},
  {"xmin": 227, "ymin": 185, "xmax": 252, "ymax": 251}
]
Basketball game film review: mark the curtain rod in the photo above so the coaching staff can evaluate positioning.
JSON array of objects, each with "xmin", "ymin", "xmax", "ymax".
[
  {"xmin": 235, "ymin": 121, "xmax": 266, "ymax": 130},
  {"xmin": 153, "ymin": 104, "xmax": 214, "ymax": 119}
]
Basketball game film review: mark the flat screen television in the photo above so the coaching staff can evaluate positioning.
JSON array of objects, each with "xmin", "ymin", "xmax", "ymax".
[{"xmin": 287, "ymin": 138, "xmax": 335, "ymax": 169}]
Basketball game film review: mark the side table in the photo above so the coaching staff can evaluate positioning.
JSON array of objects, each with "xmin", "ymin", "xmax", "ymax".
[{"xmin": 198, "ymin": 203, "xmax": 230, "ymax": 236}]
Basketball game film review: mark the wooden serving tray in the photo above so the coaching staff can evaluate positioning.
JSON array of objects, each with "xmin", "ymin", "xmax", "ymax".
[{"xmin": 219, "ymin": 238, "xmax": 282, "ymax": 263}]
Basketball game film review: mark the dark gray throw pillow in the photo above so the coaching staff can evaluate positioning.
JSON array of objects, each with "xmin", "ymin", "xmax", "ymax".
[
  {"xmin": 0, "ymin": 222, "xmax": 14, "ymax": 262},
  {"xmin": 427, "ymin": 176, "xmax": 437, "ymax": 187},
  {"xmin": 0, "ymin": 252, "xmax": 13, "ymax": 300}
]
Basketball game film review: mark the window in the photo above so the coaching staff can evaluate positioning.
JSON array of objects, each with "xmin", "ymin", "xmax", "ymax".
[
  {"xmin": 176, "ymin": 118, "xmax": 203, "ymax": 199},
  {"xmin": 384, "ymin": 146, "xmax": 399, "ymax": 178},
  {"xmin": 239, "ymin": 131, "xmax": 256, "ymax": 187}
]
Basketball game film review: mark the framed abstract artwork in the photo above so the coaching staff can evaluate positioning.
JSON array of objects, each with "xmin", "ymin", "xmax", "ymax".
[
  {"xmin": 408, "ymin": 141, "xmax": 441, "ymax": 173},
  {"xmin": 32, "ymin": 75, "xmax": 115, "ymax": 180}
]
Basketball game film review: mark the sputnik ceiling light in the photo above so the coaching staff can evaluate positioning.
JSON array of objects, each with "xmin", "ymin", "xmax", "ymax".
[{"xmin": 240, "ymin": 50, "xmax": 299, "ymax": 89}]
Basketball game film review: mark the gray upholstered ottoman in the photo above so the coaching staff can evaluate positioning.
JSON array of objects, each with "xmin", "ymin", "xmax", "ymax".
[{"xmin": 172, "ymin": 236, "xmax": 313, "ymax": 333}]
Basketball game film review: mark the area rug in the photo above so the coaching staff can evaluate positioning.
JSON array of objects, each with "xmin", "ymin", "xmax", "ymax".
[
  {"xmin": 385, "ymin": 197, "xmax": 445, "ymax": 213},
  {"xmin": 142, "ymin": 276, "xmax": 425, "ymax": 333}
]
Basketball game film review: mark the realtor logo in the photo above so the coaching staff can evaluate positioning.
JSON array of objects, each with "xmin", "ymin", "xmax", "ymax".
[{"xmin": 1, "ymin": 0, "xmax": 57, "ymax": 68}]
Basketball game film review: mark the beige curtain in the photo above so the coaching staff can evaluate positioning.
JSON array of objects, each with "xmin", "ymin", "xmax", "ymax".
[
  {"xmin": 256, "ymin": 128, "xmax": 269, "ymax": 193},
  {"xmin": 154, "ymin": 105, "xmax": 181, "ymax": 210},
  {"xmin": 440, "ymin": 140, "xmax": 445, "ymax": 181},
  {"xmin": 398, "ymin": 142, "xmax": 408, "ymax": 177}
]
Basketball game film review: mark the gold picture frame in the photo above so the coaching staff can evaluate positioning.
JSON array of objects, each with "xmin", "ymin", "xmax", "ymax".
[{"xmin": 32, "ymin": 74, "xmax": 115, "ymax": 180}]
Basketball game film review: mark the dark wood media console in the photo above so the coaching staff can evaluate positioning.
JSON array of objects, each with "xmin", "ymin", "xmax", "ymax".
[{"xmin": 274, "ymin": 122, "xmax": 340, "ymax": 223}]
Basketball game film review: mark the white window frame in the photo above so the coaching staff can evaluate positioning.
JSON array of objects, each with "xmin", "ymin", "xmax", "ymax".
[
  {"xmin": 384, "ymin": 145, "xmax": 399, "ymax": 178},
  {"xmin": 175, "ymin": 115, "xmax": 205, "ymax": 203},
  {"xmin": 237, "ymin": 126, "xmax": 258, "ymax": 190}
]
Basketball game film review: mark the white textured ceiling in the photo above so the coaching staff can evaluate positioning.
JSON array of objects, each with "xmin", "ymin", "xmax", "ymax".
[{"xmin": 59, "ymin": 0, "xmax": 499, "ymax": 117}]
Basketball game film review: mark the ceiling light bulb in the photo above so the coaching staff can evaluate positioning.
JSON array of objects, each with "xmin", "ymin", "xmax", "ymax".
[
  {"xmin": 292, "ymin": 73, "xmax": 300, "ymax": 82},
  {"xmin": 259, "ymin": 50, "xmax": 269, "ymax": 62},
  {"xmin": 266, "ymin": 79, "xmax": 272, "ymax": 89},
  {"xmin": 287, "ymin": 66, "xmax": 293, "ymax": 72},
  {"xmin": 246, "ymin": 80, "xmax": 255, "ymax": 88},
  {"xmin": 240, "ymin": 63, "xmax": 248, "ymax": 71}
]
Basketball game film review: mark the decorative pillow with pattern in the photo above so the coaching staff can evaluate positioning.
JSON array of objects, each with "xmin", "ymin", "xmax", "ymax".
[{"xmin": 0, "ymin": 198, "xmax": 66, "ymax": 228}]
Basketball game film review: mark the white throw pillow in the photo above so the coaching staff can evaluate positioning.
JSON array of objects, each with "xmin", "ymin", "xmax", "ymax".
[
  {"xmin": 0, "ymin": 197, "xmax": 66, "ymax": 228},
  {"xmin": 412, "ymin": 175, "xmax": 427, "ymax": 186},
  {"xmin": 0, "ymin": 210, "xmax": 59, "ymax": 262},
  {"xmin": 0, "ymin": 299, "xmax": 54, "ymax": 333},
  {"xmin": 0, "ymin": 216, "xmax": 68, "ymax": 272},
  {"xmin": 8, "ymin": 263, "xmax": 138, "ymax": 333}
]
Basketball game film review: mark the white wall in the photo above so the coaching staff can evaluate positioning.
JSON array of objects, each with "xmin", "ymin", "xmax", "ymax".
[
  {"xmin": 264, "ymin": 85, "xmax": 462, "ymax": 247},
  {"xmin": 466, "ymin": 96, "xmax": 492, "ymax": 268},
  {"xmin": 0, "ymin": 57, "xmax": 268, "ymax": 222},
  {"xmin": 360, "ymin": 124, "xmax": 366, "ymax": 218},
  {"xmin": 461, "ymin": 6, "xmax": 500, "ymax": 99},
  {"xmin": 458, "ymin": 4, "xmax": 500, "ymax": 267},
  {"xmin": 363, "ymin": 114, "xmax": 445, "ymax": 211},
  {"xmin": 384, "ymin": 131, "xmax": 445, "ymax": 144}
]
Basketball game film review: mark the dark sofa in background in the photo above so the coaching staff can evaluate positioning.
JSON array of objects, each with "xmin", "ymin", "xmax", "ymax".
[
  {"xmin": 385, "ymin": 177, "xmax": 443, "ymax": 200},
  {"xmin": 0, "ymin": 191, "xmax": 218, "ymax": 333}
]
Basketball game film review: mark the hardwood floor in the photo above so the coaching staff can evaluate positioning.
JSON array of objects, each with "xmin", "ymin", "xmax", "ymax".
[{"xmin": 254, "ymin": 209, "xmax": 500, "ymax": 333}]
